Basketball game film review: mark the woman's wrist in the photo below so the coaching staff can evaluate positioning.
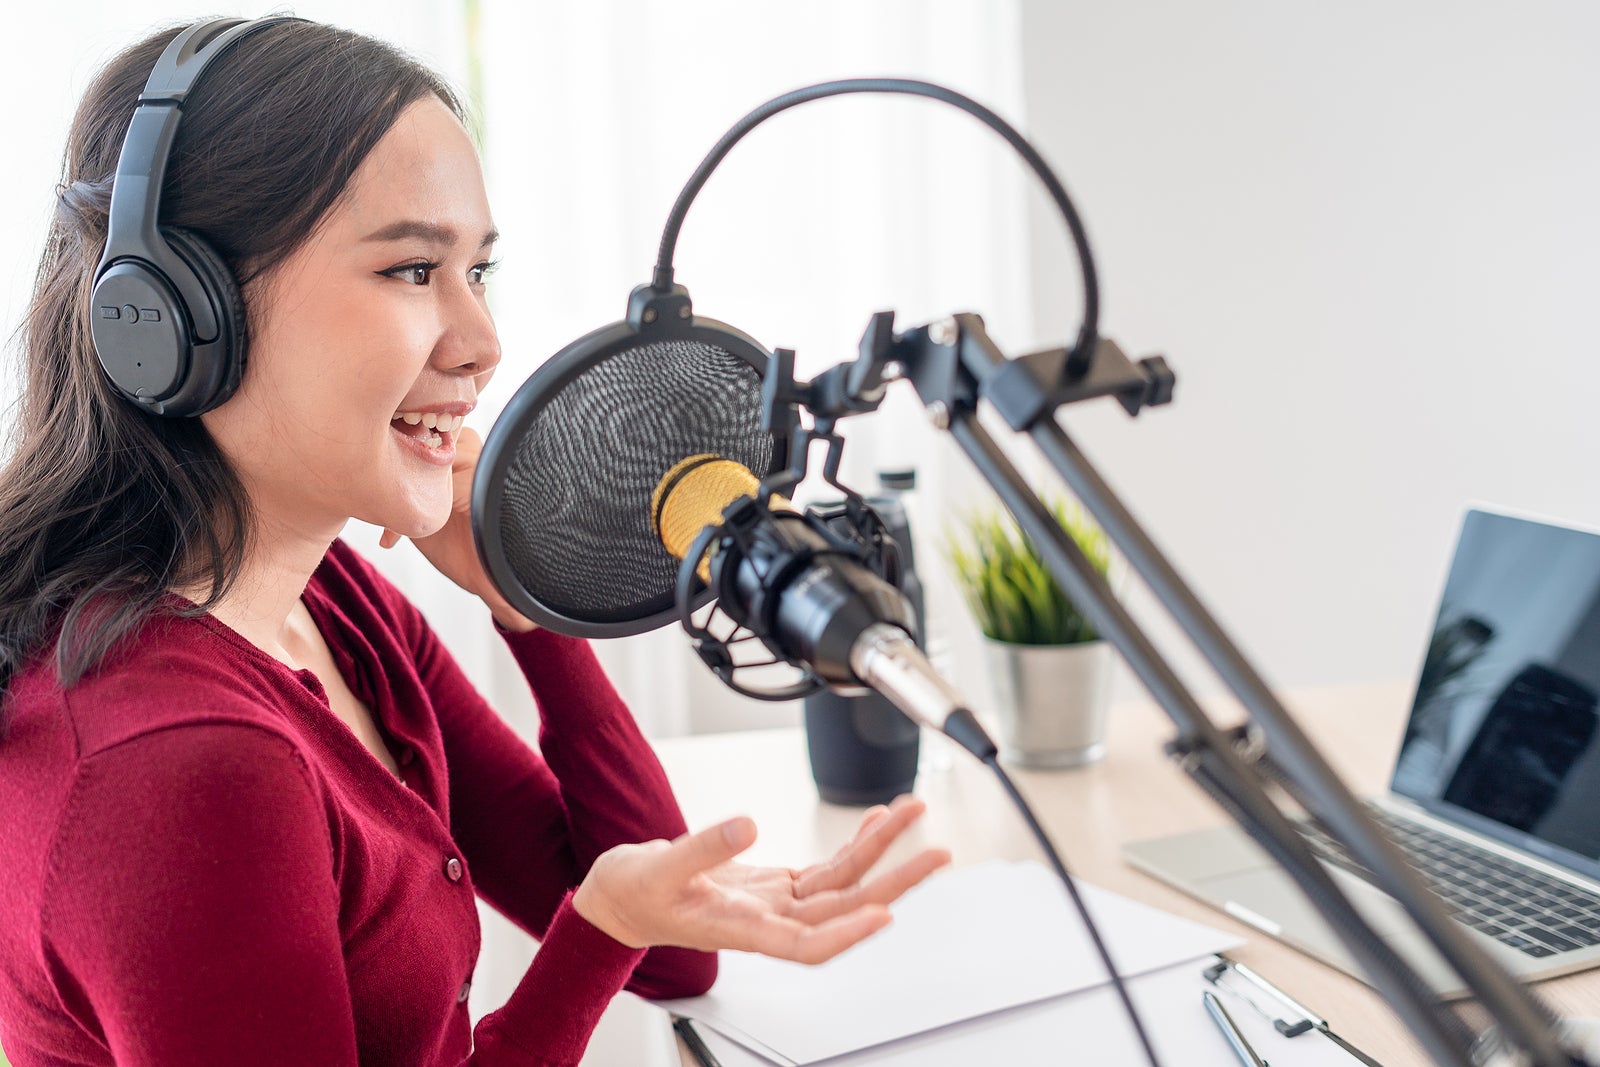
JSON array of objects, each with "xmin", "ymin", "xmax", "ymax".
[
  {"xmin": 571, "ymin": 877, "xmax": 646, "ymax": 949},
  {"xmin": 485, "ymin": 591, "xmax": 538, "ymax": 632}
]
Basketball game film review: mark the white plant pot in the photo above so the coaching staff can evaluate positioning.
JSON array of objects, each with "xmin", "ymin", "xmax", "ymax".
[{"xmin": 981, "ymin": 638, "xmax": 1113, "ymax": 768}]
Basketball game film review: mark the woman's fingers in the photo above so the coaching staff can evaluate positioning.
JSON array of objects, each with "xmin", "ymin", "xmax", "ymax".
[
  {"xmin": 449, "ymin": 427, "xmax": 481, "ymax": 509},
  {"xmin": 792, "ymin": 794, "xmax": 927, "ymax": 897},
  {"xmin": 731, "ymin": 904, "xmax": 894, "ymax": 965},
  {"xmin": 579, "ymin": 807, "xmax": 949, "ymax": 965},
  {"xmin": 853, "ymin": 804, "xmax": 891, "ymax": 841},
  {"xmin": 786, "ymin": 847, "xmax": 952, "ymax": 925},
  {"xmin": 665, "ymin": 816, "xmax": 759, "ymax": 881}
]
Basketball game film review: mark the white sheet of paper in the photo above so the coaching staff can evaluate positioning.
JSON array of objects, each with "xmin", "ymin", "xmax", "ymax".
[
  {"xmin": 656, "ymin": 859, "xmax": 1242, "ymax": 1065},
  {"xmin": 680, "ymin": 958, "xmax": 1374, "ymax": 1067}
]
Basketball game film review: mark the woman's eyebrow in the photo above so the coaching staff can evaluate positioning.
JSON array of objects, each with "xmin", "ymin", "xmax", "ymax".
[{"xmin": 362, "ymin": 220, "xmax": 499, "ymax": 249}]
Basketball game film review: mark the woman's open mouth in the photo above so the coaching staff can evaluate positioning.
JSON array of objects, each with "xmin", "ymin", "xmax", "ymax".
[{"xmin": 390, "ymin": 410, "xmax": 462, "ymax": 465}]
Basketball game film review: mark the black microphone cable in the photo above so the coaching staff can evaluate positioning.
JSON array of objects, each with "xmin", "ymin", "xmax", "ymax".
[{"xmin": 986, "ymin": 757, "xmax": 1165, "ymax": 1065}]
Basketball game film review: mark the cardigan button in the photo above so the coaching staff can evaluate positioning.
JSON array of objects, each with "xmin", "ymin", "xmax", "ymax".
[
  {"xmin": 457, "ymin": 980, "xmax": 472, "ymax": 1004},
  {"xmin": 444, "ymin": 856, "xmax": 464, "ymax": 882}
]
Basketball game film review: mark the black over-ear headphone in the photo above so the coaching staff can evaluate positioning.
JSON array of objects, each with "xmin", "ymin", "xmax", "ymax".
[{"xmin": 90, "ymin": 16, "xmax": 305, "ymax": 417}]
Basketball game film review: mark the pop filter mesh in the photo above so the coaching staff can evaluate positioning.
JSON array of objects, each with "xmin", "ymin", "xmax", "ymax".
[{"xmin": 495, "ymin": 338, "xmax": 773, "ymax": 627}]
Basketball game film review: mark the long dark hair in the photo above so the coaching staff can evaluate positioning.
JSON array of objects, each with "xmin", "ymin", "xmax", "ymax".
[{"xmin": 0, "ymin": 20, "xmax": 462, "ymax": 704}]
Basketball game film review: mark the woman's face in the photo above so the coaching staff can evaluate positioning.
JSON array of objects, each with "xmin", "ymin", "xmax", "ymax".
[{"xmin": 203, "ymin": 96, "xmax": 501, "ymax": 547}]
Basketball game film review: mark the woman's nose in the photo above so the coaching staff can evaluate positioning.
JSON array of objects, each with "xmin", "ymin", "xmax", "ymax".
[{"xmin": 440, "ymin": 280, "xmax": 501, "ymax": 378}]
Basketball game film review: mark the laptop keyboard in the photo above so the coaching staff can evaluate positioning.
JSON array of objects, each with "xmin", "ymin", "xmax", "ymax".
[{"xmin": 1298, "ymin": 806, "xmax": 1600, "ymax": 959}]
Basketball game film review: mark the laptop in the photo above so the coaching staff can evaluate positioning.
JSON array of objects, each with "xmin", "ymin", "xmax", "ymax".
[{"xmin": 1124, "ymin": 507, "xmax": 1600, "ymax": 997}]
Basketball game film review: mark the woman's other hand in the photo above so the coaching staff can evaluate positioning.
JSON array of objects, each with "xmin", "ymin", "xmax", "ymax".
[
  {"xmin": 379, "ymin": 426, "xmax": 536, "ymax": 631},
  {"xmin": 571, "ymin": 794, "xmax": 952, "ymax": 964}
]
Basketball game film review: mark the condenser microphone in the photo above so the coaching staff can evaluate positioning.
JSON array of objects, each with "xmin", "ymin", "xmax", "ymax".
[{"xmin": 652, "ymin": 455, "xmax": 998, "ymax": 759}]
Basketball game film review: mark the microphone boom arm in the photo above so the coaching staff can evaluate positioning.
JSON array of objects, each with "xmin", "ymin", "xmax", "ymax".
[{"xmin": 777, "ymin": 309, "xmax": 1582, "ymax": 1067}]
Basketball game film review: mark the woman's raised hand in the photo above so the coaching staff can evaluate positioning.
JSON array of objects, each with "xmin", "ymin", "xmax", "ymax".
[{"xmin": 571, "ymin": 794, "xmax": 952, "ymax": 964}]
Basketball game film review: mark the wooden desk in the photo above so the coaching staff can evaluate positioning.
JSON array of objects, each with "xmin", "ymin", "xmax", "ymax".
[{"xmin": 641, "ymin": 682, "xmax": 1598, "ymax": 1066}]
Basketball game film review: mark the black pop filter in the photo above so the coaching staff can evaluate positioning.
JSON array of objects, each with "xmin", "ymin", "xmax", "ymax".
[{"xmin": 473, "ymin": 284, "xmax": 782, "ymax": 637}]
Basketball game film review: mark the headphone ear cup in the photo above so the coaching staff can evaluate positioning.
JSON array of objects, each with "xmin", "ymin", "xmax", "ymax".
[{"xmin": 159, "ymin": 226, "xmax": 248, "ymax": 414}]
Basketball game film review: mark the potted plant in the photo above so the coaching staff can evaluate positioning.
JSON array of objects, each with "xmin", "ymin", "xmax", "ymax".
[{"xmin": 948, "ymin": 499, "xmax": 1116, "ymax": 767}]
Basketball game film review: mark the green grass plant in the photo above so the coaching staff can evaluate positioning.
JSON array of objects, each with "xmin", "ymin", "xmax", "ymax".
[{"xmin": 948, "ymin": 498, "xmax": 1110, "ymax": 646}]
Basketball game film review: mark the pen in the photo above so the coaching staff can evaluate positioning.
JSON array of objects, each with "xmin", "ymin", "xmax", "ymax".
[
  {"xmin": 1204, "ymin": 990, "xmax": 1269, "ymax": 1067},
  {"xmin": 671, "ymin": 1014, "xmax": 724, "ymax": 1067}
]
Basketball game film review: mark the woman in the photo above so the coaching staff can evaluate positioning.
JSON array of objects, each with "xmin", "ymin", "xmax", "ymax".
[{"xmin": 0, "ymin": 18, "xmax": 949, "ymax": 1066}]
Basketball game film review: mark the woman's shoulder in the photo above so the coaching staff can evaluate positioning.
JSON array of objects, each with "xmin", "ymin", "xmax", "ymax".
[
  {"xmin": 1, "ymin": 623, "xmax": 324, "ymax": 879},
  {"xmin": 12, "ymin": 608, "xmax": 313, "ymax": 768}
]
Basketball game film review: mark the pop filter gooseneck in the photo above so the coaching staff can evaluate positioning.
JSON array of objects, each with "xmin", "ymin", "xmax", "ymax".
[{"xmin": 651, "ymin": 78, "xmax": 1101, "ymax": 378}]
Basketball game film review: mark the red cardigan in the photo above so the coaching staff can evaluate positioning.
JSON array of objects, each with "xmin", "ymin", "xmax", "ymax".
[{"xmin": 0, "ymin": 540, "xmax": 715, "ymax": 1065}]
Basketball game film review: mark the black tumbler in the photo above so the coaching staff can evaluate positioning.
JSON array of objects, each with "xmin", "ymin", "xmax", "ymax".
[
  {"xmin": 804, "ymin": 688, "xmax": 921, "ymax": 806},
  {"xmin": 803, "ymin": 481, "xmax": 922, "ymax": 806}
]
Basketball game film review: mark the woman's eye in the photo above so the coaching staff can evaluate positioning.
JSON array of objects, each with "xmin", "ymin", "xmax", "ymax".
[
  {"xmin": 381, "ymin": 262, "xmax": 438, "ymax": 285},
  {"xmin": 470, "ymin": 259, "xmax": 502, "ymax": 286}
]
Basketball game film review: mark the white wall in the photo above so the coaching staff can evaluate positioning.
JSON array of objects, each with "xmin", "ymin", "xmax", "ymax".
[{"xmin": 1014, "ymin": 1, "xmax": 1600, "ymax": 710}]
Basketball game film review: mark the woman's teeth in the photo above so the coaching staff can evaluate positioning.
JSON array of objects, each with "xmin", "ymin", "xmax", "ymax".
[
  {"xmin": 391, "ymin": 410, "xmax": 463, "ymax": 450},
  {"xmin": 394, "ymin": 411, "xmax": 463, "ymax": 432}
]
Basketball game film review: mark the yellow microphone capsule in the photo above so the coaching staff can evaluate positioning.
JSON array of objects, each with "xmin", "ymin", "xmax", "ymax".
[{"xmin": 652, "ymin": 455, "xmax": 766, "ymax": 583}]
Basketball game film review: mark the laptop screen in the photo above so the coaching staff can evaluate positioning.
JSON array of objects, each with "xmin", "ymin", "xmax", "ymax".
[{"xmin": 1393, "ymin": 508, "xmax": 1600, "ymax": 880}]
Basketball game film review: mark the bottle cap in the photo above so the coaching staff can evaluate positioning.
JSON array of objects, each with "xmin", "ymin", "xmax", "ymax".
[{"xmin": 878, "ymin": 468, "xmax": 916, "ymax": 491}]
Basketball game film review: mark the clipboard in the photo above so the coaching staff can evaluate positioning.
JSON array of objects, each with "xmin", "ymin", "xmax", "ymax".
[{"xmin": 1204, "ymin": 954, "xmax": 1384, "ymax": 1066}]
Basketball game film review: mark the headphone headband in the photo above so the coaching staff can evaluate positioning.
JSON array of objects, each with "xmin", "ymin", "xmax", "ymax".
[{"xmin": 142, "ymin": 18, "xmax": 271, "ymax": 102}]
